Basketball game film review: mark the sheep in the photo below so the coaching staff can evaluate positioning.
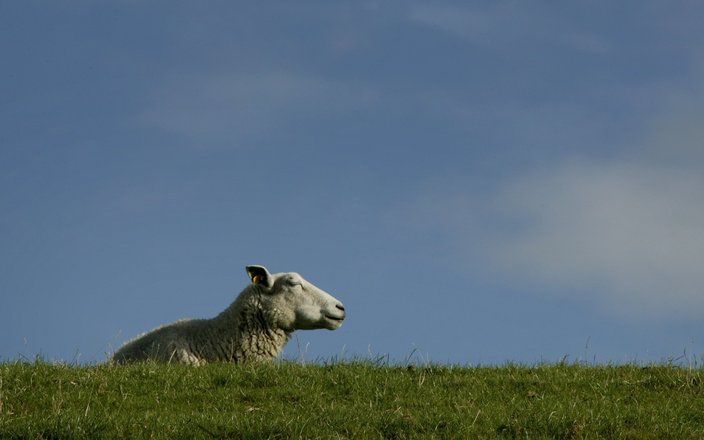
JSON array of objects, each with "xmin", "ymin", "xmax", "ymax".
[{"xmin": 111, "ymin": 265, "xmax": 346, "ymax": 364}]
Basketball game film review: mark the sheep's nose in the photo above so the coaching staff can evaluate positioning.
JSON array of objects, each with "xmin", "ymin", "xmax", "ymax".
[{"xmin": 336, "ymin": 304, "xmax": 345, "ymax": 312}]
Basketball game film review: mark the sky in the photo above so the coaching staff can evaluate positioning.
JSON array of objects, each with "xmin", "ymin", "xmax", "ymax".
[{"xmin": 1, "ymin": 1, "xmax": 703, "ymax": 365}]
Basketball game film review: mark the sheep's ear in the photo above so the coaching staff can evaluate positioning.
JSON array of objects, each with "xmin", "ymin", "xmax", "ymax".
[{"xmin": 246, "ymin": 265, "xmax": 273, "ymax": 288}]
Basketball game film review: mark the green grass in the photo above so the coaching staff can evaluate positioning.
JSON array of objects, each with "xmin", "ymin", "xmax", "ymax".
[{"xmin": 1, "ymin": 361, "xmax": 703, "ymax": 439}]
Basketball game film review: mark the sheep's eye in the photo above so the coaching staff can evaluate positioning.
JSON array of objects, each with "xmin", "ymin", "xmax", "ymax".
[{"xmin": 286, "ymin": 280, "xmax": 302, "ymax": 287}]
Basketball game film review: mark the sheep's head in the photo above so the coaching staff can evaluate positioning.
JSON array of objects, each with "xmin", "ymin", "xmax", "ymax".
[{"xmin": 245, "ymin": 265, "xmax": 346, "ymax": 332}]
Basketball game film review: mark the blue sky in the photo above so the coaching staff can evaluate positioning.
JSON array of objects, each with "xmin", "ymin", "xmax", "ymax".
[{"xmin": 2, "ymin": 1, "xmax": 703, "ymax": 364}]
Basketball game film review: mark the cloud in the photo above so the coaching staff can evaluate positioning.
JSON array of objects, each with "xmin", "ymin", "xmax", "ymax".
[
  {"xmin": 646, "ymin": 82, "xmax": 704, "ymax": 166},
  {"xmin": 139, "ymin": 72, "xmax": 376, "ymax": 147},
  {"xmin": 397, "ymin": 69, "xmax": 704, "ymax": 320},
  {"xmin": 408, "ymin": 4, "xmax": 611, "ymax": 54},
  {"xmin": 495, "ymin": 161, "xmax": 704, "ymax": 316},
  {"xmin": 402, "ymin": 157, "xmax": 704, "ymax": 320}
]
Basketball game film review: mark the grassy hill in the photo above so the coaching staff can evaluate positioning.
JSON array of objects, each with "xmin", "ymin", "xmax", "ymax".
[{"xmin": 1, "ymin": 361, "xmax": 703, "ymax": 439}]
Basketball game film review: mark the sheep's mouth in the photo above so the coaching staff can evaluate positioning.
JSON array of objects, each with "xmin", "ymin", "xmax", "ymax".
[{"xmin": 324, "ymin": 314, "xmax": 345, "ymax": 322}]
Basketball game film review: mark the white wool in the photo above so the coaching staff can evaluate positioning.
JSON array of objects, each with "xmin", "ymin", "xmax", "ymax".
[{"xmin": 111, "ymin": 265, "xmax": 345, "ymax": 364}]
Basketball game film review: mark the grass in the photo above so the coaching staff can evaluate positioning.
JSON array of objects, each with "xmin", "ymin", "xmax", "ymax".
[{"xmin": 1, "ymin": 360, "xmax": 703, "ymax": 439}]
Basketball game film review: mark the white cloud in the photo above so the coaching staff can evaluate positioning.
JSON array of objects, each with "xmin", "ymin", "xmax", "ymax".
[
  {"xmin": 398, "ymin": 67, "xmax": 704, "ymax": 319},
  {"xmin": 139, "ymin": 72, "xmax": 376, "ymax": 147},
  {"xmin": 408, "ymin": 4, "xmax": 611, "ymax": 54},
  {"xmin": 646, "ymin": 83, "xmax": 704, "ymax": 166},
  {"xmin": 402, "ymin": 157, "xmax": 704, "ymax": 320},
  {"xmin": 408, "ymin": 5, "xmax": 498, "ymax": 42},
  {"xmin": 491, "ymin": 160, "xmax": 704, "ymax": 317}
]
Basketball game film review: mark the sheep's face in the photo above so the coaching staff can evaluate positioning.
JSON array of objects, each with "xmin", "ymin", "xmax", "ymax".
[{"xmin": 246, "ymin": 265, "xmax": 346, "ymax": 332}]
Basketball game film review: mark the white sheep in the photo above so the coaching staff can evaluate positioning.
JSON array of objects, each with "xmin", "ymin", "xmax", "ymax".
[{"xmin": 111, "ymin": 265, "xmax": 346, "ymax": 364}]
